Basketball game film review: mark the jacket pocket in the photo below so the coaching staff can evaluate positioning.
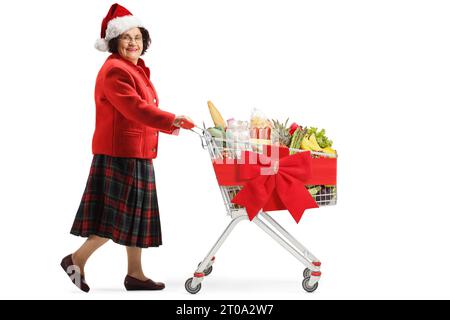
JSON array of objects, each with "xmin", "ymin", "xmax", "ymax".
[{"xmin": 116, "ymin": 130, "xmax": 143, "ymax": 156}]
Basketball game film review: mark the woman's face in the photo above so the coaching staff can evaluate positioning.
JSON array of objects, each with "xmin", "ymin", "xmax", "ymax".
[{"xmin": 118, "ymin": 28, "xmax": 143, "ymax": 64}]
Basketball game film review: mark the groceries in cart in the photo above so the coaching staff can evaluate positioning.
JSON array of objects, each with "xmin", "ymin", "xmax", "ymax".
[
  {"xmin": 250, "ymin": 108, "xmax": 272, "ymax": 146},
  {"xmin": 184, "ymin": 100, "xmax": 338, "ymax": 294},
  {"xmin": 205, "ymin": 101, "xmax": 337, "ymax": 212}
]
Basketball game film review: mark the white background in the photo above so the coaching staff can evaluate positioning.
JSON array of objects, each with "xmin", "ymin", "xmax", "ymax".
[{"xmin": 0, "ymin": 0, "xmax": 449, "ymax": 300}]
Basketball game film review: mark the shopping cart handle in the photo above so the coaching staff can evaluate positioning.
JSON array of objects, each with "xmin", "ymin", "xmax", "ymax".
[
  {"xmin": 189, "ymin": 125, "xmax": 209, "ymax": 149},
  {"xmin": 189, "ymin": 125, "xmax": 205, "ymax": 136}
]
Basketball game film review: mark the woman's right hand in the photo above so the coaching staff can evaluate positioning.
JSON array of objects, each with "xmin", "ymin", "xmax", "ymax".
[{"xmin": 173, "ymin": 115, "xmax": 195, "ymax": 129}]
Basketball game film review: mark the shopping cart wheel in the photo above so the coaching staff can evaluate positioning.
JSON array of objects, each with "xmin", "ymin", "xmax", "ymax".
[
  {"xmin": 302, "ymin": 277, "xmax": 319, "ymax": 293},
  {"xmin": 185, "ymin": 277, "xmax": 202, "ymax": 294},
  {"xmin": 198, "ymin": 262, "xmax": 213, "ymax": 276},
  {"xmin": 303, "ymin": 268, "xmax": 311, "ymax": 278}
]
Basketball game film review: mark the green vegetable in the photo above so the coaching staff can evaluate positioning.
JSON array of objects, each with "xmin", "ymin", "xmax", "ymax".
[
  {"xmin": 289, "ymin": 129, "xmax": 299, "ymax": 148},
  {"xmin": 207, "ymin": 127, "xmax": 226, "ymax": 147},
  {"xmin": 307, "ymin": 186, "xmax": 321, "ymax": 196},
  {"xmin": 207, "ymin": 127, "xmax": 225, "ymax": 138},
  {"xmin": 289, "ymin": 127, "xmax": 307, "ymax": 154}
]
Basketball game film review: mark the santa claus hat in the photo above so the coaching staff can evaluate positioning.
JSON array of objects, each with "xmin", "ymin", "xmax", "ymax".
[{"xmin": 95, "ymin": 3, "xmax": 144, "ymax": 52}]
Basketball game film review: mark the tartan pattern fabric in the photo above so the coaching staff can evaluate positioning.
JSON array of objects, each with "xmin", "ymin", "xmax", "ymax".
[{"xmin": 70, "ymin": 155, "xmax": 162, "ymax": 248}]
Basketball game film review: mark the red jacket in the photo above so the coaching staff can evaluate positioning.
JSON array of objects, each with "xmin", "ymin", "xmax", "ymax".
[{"xmin": 92, "ymin": 54, "xmax": 178, "ymax": 159}]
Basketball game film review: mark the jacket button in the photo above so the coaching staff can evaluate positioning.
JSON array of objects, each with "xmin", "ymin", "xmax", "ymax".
[
  {"xmin": 153, "ymin": 98, "xmax": 157, "ymax": 103},
  {"xmin": 152, "ymin": 148, "xmax": 156, "ymax": 152}
]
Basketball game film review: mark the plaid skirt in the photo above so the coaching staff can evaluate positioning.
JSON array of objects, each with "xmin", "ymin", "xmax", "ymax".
[{"xmin": 70, "ymin": 155, "xmax": 162, "ymax": 248}]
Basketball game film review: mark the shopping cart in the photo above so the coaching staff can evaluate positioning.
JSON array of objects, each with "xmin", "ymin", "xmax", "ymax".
[{"xmin": 185, "ymin": 125, "xmax": 337, "ymax": 294}]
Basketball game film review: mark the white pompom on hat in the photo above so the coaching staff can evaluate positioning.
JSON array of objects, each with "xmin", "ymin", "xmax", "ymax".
[{"xmin": 95, "ymin": 3, "xmax": 144, "ymax": 52}]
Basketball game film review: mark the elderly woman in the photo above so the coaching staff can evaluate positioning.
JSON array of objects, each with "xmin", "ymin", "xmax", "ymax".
[{"xmin": 60, "ymin": 4, "xmax": 194, "ymax": 292}]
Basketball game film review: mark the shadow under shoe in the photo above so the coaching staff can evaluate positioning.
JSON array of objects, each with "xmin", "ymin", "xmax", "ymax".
[
  {"xmin": 60, "ymin": 254, "xmax": 90, "ymax": 293},
  {"xmin": 124, "ymin": 275, "xmax": 165, "ymax": 291}
]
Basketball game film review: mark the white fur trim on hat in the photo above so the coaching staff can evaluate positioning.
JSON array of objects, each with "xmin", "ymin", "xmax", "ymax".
[
  {"xmin": 106, "ymin": 15, "xmax": 143, "ymax": 41},
  {"xmin": 95, "ymin": 15, "xmax": 143, "ymax": 52},
  {"xmin": 94, "ymin": 38, "xmax": 109, "ymax": 52}
]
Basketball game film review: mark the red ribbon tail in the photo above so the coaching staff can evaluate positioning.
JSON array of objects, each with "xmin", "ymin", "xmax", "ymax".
[
  {"xmin": 231, "ymin": 192, "xmax": 261, "ymax": 221},
  {"xmin": 277, "ymin": 183, "xmax": 319, "ymax": 223},
  {"xmin": 232, "ymin": 176, "xmax": 273, "ymax": 221}
]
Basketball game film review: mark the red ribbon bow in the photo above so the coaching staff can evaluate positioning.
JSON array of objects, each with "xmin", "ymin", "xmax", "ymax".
[{"xmin": 231, "ymin": 150, "xmax": 319, "ymax": 223}]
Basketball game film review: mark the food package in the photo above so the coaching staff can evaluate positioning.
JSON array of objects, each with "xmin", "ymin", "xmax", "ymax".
[
  {"xmin": 226, "ymin": 120, "xmax": 250, "ymax": 155},
  {"xmin": 250, "ymin": 108, "xmax": 271, "ymax": 146}
]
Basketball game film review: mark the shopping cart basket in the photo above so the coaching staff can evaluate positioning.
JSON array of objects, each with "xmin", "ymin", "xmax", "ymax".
[{"xmin": 185, "ymin": 125, "xmax": 337, "ymax": 294}]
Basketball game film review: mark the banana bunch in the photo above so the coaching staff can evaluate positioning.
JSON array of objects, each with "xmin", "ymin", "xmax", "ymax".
[
  {"xmin": 300, "ymin": 134, "xmax": 323, "ymax": 152},
  {"xmin": 300, "ymin": 134, "xmax": 337, "ymax": 155},
  {"xmin": 322, "ymin": 146, "xmax": 337, "ymax": 155}
]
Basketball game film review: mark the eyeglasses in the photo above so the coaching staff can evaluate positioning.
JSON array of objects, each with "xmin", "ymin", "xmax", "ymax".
[{"xmin": 119, "ymin": 35, "xmax": 143, "ymax": 44}]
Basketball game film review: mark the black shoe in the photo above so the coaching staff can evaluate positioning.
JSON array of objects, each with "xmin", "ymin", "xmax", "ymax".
[
  {"xmin": 60, "ymin": 254, "xmax": 90, "ymax": 293},
  {"xmin": 124, "ymin": 275, "xmax": 165, "ymax": 291}
]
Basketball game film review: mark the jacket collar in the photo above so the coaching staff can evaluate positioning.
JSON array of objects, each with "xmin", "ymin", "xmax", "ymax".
[{"xmin": 109, "ymin": 53, "xmax": 150, "ymax": 78}]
